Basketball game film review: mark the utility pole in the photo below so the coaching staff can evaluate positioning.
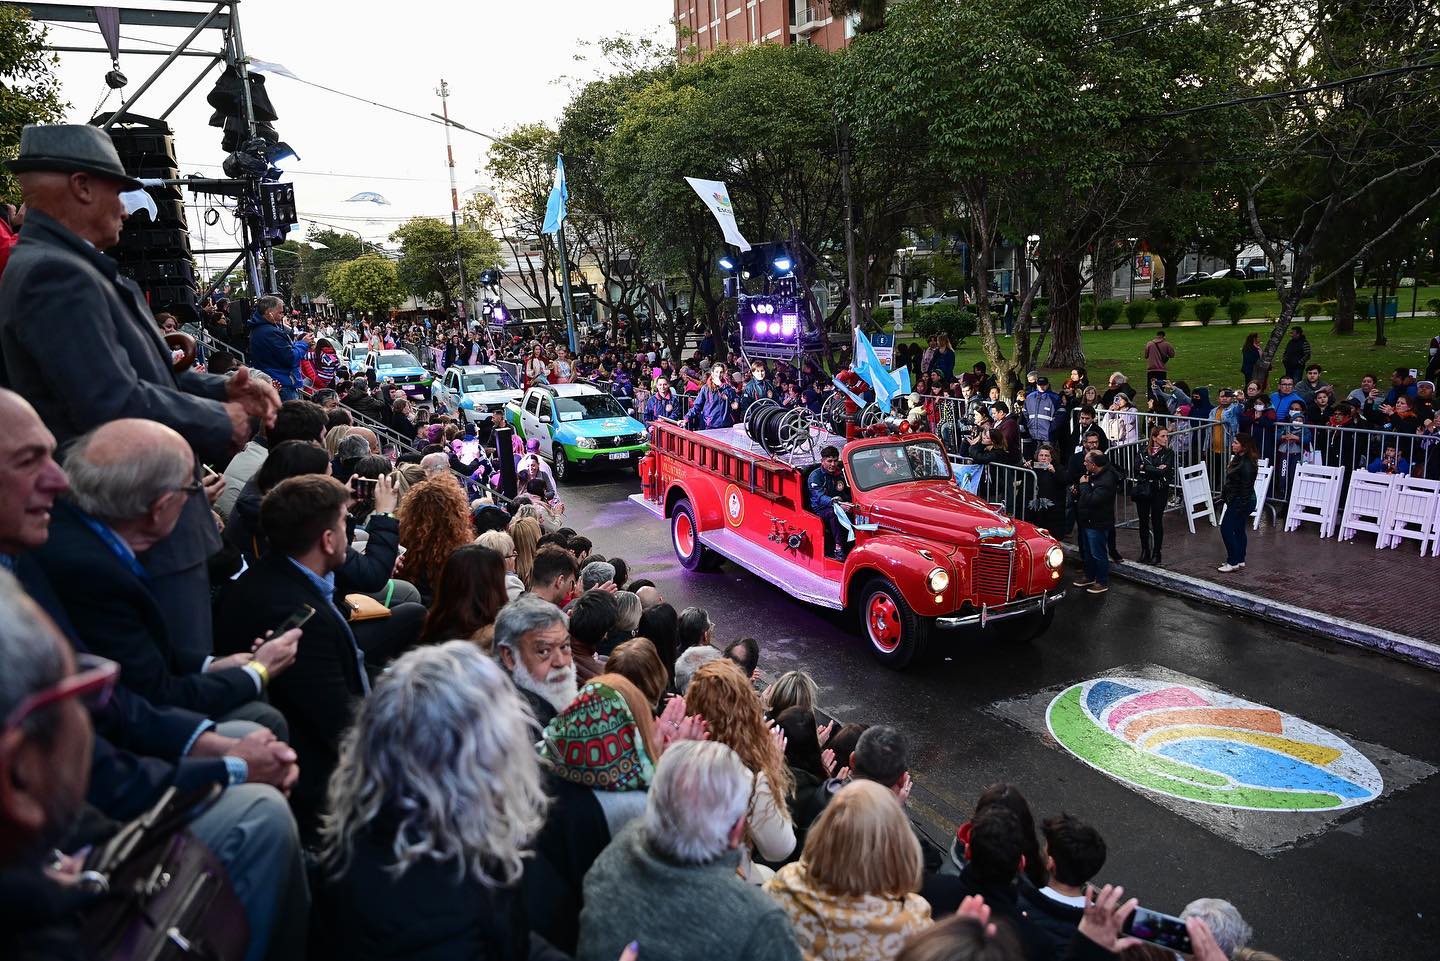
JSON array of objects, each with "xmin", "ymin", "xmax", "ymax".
[{"xmin": 437, "ymin": 79, "xmax": 469, "ymax": 321}]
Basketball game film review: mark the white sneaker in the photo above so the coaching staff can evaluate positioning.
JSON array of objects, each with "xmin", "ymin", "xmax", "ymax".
[{"xmin": 1217, "ymin": 562, "xmax": 1245, "ymax": 573}]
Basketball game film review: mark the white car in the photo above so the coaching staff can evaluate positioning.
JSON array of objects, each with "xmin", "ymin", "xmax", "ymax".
[{"xmin": 432, "ymin": 364, "xmax": 522, "ymax": 422}]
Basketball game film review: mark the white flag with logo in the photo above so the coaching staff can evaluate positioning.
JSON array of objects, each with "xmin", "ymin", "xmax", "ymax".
[{"xmin": 684, "ymin": 177, "xmax": 751, "ymax": 252}]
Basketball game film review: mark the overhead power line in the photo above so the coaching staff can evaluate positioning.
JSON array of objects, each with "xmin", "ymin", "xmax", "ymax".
[{"xmin": 1149, "ymin": 59, "xmax": 1440, "ymax": 118}]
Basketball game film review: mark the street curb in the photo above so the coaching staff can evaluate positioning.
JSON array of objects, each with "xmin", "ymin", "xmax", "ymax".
[{"xmin": 1062, "ymin": 545, "xmax": 1440, "ymax": 671}]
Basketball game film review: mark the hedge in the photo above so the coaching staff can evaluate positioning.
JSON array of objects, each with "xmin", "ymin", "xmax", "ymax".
[
  {"xmin": 1124, "ymin": 301, "xmax": 1152, "ymax": 328},
  {"xmin": 910, "ymin": 302, "xmax": 978, "ymax": 344},
  {"xmin": 1299, "ymin": 301, "xmax": 1321, "ymax": 321},
  {"xmin": 1243, "ymin": 278, "xmax": 1275, "ymax": 292},
  {"xmin": 1096, "ymin": 299, "xmax": 1123, "ymax": 329},
  {"xmin": 1154, "ymin": 299, "xmax": 1182, "ymax": 327},
  {"xmin": 1193, "ymin": 298, "xmax": 1218, "ymax": 325},
  {"xmin": 1227, "ymin": 298, "xmax": 1249, "ymax": 325},
  {"xmin": 1079, "ymin": 294, "xmax": 1096, "ymax": 328}
]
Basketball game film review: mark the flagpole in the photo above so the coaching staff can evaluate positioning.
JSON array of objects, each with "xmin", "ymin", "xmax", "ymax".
[{"xmin": 556, "ymin": 212, "xmax": 578, "ymax": 354}]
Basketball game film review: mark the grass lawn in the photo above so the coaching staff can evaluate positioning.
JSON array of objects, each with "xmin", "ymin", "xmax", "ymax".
[{"xmin": 940, "ymin": 316, "xmax": 1435, "ymax": 395}]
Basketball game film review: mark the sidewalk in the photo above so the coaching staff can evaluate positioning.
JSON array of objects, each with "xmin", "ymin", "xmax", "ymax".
[{"xmin": 1068, "ymin": 510, "xmax": 1440, "ymax": 670}]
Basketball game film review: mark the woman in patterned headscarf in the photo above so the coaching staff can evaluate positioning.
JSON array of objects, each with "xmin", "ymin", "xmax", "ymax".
[{"xmin": 525, "ymin": 673, "xmax": 705, "ymax": 953}]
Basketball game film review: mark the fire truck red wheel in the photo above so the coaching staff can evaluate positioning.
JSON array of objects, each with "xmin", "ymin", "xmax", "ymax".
[
  {"xmin": 858, "ymin": 578, "xmax": 928, "ymax": 668},
  {"xmin": 671, "ymin": 499, "xmax": 712, "ymax": 572}
]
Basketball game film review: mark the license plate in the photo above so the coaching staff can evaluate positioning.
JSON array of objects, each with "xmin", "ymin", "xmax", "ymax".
[{"xmin": 608, "ymin": 452, "xmax": 630, "ymax": 461}]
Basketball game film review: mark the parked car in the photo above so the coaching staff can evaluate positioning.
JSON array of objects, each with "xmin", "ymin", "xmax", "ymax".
[
  {"xmin": 506, "ymin": 383, "xmax": 649, "ymax": 482},
  {"xmin": 1209, "ymin": 268, "xmax": 1247, "ymax": 281},
  {"xmin": 914, "ymin": 289, "xmax": 962, "ymax": 307},
  {"xmin": 365, "ymin": 349, "xmax": 432, "ymax": 400},
  {"xmin": 1176, "ymin": 271, "xmax": 1211, "ymax": 286},
  {"xmin": 431, "ymin": 364, "xmax": 522, "ymax": 422}
]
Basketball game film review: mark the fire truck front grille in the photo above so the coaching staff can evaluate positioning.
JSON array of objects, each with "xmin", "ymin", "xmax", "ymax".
[{"xmin": 972, "ymin": 546, "xmax": 1014, "ymax": 600}]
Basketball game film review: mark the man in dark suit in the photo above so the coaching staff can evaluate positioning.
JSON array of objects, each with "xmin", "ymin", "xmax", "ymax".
[
  {"xmin": 0, "ymin": 124, "xmax": 280, "ymax": 662},
  {"xmin": 34, "ymin": 419, "xmax": 298, "ymax": 729},
  {"xmin": 0, "ymin": 388, "xmax": 307, "ymax": 961},
  {"xmin": 214, "ymin": 474, "xmax": 369, "ymax": 839}
]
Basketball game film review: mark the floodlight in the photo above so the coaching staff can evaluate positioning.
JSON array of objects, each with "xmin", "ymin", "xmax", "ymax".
[
  {"xmin": 719, "ymin": 255, "xmax": 736, "ymax": 271},
  {"xmin": 772, "ymin": 255, "xmax": 793, "ymax": 273}
]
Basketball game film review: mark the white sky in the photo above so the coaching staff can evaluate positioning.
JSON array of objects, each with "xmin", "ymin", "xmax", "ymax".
[{"xmin": 42, "ymin": 0, "xmax": 670, "ymax": 266}]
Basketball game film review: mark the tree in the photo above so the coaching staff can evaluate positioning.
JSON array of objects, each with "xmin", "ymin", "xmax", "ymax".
[
  {"xmin": 294, "ymin": 229, "xmax": 364, "ymax": 298},
  {"xmin": 0, "ymin": 8, "xmax": 65, "ymax": 201},
  {"xmin": 328, "ymin": 254, "xmax": 404, "ymax": 316},
  {"xmin": 484, "ymin": 123, "xmax": 566, "ymax": 336},
  {"xmin": 844, "ymin": 0, "xmax": 1252, "ymax": 387},
  {"xmin": 391, "ymin": 216, "xmax": 502, "ymax": 313},
  {"xmin": 1242, "ymin": 0, "xmax": 1440, "ymax": 384}
]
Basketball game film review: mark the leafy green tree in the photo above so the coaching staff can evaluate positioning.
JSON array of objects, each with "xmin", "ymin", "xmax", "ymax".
[
  {"xmin": 294, "ymin": 229, "xmax": 364, "ymax": 298},
  {"xmin": 390, "ymin": 216, "xmax": 501, "ymax": 313},
  {"xmin": 328, "ymin": 254, "xmax": 404, "ymax": 317},
  {"xmin": 1242, "ymin": 0, "xmax": 1440, "ymax": 382},
  {"xmin": 0, "ymin": 8, "xmax": 65, "ymax": 201}
]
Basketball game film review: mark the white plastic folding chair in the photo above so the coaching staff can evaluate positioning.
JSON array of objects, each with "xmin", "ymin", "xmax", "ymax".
[
  {"xmin": 1249, "ymin": 463, "xmax": 1274, "ymax": 530},
  {"xmin": 1337, "ymin": 471, "xmax": 1398, "ymax": 545},
  {"xmin": 1180, "ymin": 462, "xmax": 1216, "ymax": 533},
  {"xmin": 1379, "ymin": 476, "xmax": 1440, "ymax": 555},
  {"xmin": 1284, "ymin": 463, "xmax": 1346, "ymax": 538}
]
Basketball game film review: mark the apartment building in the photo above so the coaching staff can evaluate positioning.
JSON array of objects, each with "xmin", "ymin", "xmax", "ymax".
[{"xmin": 674, "ymin": 0, "xmax": 853, "ymax": 53}]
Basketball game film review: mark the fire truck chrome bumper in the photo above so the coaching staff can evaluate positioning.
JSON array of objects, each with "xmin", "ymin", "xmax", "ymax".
[{"xmin": 935, "ymin": 590, "xmax": 1066, "ymax": 629}]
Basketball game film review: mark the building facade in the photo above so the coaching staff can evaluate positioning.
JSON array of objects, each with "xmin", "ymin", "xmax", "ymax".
[{"xmin": 674, "ymin": 0, "xmax": 852, "ymax": 53}]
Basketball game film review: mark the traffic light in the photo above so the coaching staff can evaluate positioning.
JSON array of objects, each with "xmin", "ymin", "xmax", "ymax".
[{"xmin": 97, "ymin": 112, "xmax": 199, "ymax": 322}]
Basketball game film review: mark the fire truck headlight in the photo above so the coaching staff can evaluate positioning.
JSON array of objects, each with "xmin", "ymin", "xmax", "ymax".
[
  {"xmin": 1045, "ymin": 546, "xmax": 1065, "ymax": 569},
  {"xmin": 927, "ymin": 568, "xmax": 949, "ymax": 594}
]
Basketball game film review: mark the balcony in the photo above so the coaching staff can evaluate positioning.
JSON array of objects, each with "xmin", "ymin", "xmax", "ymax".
[{"xmin": 792, "ymin": 5, "xmax": 826, "ymax": 35}]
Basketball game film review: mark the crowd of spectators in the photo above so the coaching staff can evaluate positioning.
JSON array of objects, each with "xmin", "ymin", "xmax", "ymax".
[{"xmin": 0, "ymin": 125, "xmax": 1389, "ymax": 961}]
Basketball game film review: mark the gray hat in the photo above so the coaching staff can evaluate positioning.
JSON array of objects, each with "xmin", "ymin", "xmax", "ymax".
[{"xmin": 5, "ymin": 124, "xmax": 142, "ymax": 190}]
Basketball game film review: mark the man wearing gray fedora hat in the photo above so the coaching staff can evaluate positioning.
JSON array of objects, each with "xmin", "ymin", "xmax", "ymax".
[{"xmin": 0, "ymin": 123, "xmax": 281, "ymax": 659}]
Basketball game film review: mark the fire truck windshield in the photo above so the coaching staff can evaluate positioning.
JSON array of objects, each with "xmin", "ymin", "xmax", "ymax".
[
  {"xmin": 849, "ymin": 440, "xmax": 951, "ymax": 491},
  {"xmin": 554, "ymin": 393, "xmax": 628, "ymax": 421}
]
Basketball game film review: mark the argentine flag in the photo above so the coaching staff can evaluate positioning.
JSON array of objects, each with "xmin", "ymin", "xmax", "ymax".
[{"xmin": 541, "ymin": 154, "xmax": 567, "ymax": 235}]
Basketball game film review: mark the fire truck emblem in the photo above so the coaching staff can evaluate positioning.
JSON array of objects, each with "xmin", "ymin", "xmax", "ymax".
[{"xmin": 724, "ymin": 485, "xmax": 745, "ymax": 527}]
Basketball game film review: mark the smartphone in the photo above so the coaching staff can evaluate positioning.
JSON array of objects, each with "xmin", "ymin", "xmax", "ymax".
[
  {"xmin": 267, "ymin": 604, "xmax": 315, "ymax": 640},
  {"xmin": 350, "ymin": 476, "xmax": 379, "ymax": 487},
  {"xmin": 1124, "ymin": 906, "xmax": 1193, "ymax": 954}
]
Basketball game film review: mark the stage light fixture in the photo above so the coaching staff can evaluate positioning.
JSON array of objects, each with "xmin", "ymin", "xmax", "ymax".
[
  {"xmin": 719, "ymin": 255, "xmax": 736, "ymax": 271},
  {"xmin": 266, "ymin": 142, "xmax": 299, "ymax": 170},
  {"xmin": 771, "ymin": 255, "xmax": 793, "ymax": 273}
]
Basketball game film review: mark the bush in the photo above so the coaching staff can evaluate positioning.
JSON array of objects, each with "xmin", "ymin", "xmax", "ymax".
[
  {"xmin": 1079, "ymin": 294, "xmax": 1096, "ymax": 328},
  {"xmin": 910, "ymin": 302, "xmax": 978, "ymax": 345},
  {"xmin": 1124, "ymin": 300, "xmax": 1152, "ymax": 328},
  {"xmin": 1154, "ymin": 299, "xmax": 1183, "ymax": 327},
  {"xmin": 1425, "ymin": 297, "xmax": 1440, "ymax": 315},
  {"xmin": 1299, "ymin": 301, "xmax": 1321, "ymax": 321},
  {"xmin": 1227, "ymin": 298, "xmax": 1249, "ymax": 325},
  {"xmin": 1243, "ymin": 277, "xmax": 1276, "ymax": 292},
  {"xmin": 1318, "ymin": 300, "xmax": 1338, "ymax": 319},
  {"xmin": 1032, "ymin": 304, "xmax": 1049, "ymax": 328},
  {"xmin": 1193, "ymin": 297, "xmax": 1218, "ymax": 325},
  {"xmin": 1096, "ymin": 299, "xmax": 1123, "ymax": 330},
  {"xmin": 1194, "ymin": 277, "xmax": 1245, "ymax": 304}
]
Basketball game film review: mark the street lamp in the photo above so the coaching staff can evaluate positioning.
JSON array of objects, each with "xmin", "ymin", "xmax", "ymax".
[{"xmin": 1127, "ymin": 237, "xmax": 1139, "ymax": 303}]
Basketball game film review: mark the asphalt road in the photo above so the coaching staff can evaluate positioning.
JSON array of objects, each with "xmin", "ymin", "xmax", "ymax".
[{"xmin": 561, "ymin": 469, "xmax": 1440, "ymax": 959}]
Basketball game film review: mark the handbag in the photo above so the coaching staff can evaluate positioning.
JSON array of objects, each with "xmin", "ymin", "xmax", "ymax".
[
  {"xmin": 79, "ymin": 784, "xmax": 248, "ymax": 961},
  {"xmin": 1131, "ymin": 479, "xmax": 1155, "ymax": 500},
  {"xmin": 345, "ymin": 592, "xmax": 392, "ymax": 621}
]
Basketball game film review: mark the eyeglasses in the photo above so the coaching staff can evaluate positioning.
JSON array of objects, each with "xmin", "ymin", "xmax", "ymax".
[
  {"xmin": 174, "ymin": 481, "xmax": 205, "ymax": 496},
  {"xmin": 3, "ymin": 653, "xmax": 119, "ymax": 732}
]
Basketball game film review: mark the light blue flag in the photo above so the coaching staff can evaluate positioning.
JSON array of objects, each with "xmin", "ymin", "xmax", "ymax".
[
  {"xmin": 955, "ymin": 464, "xmax": 984, "ymax": 494},
  {"xmin": 541, "ymin": 154, "xmax": 567, "ymax": 235},
  {"xmin": 853, "ymin": 331, "xmax": 899, "ymax": 409},
  {"xmin": 891, "ymin": 364, "xmax": 911, "ymax": 398}
]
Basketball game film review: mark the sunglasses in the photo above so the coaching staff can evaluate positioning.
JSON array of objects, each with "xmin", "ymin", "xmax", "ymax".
[{"xmin": 3, "ymin": 653, "xmax": 119, "ymax": 732}]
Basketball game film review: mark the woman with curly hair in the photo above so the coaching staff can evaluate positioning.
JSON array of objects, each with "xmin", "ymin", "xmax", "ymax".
[
  {"xmin": 685, "ymin": 658, "xmax": 796, "ymax": 881},
  {"xmin": 508, "ymin": 515, "xmax": 541, "ymax": 586},
  {"xmin": 316, "ymin": 642, "xmax": 549, "ymax": 958},
  {"xmin": 396, "ymin": 474, "xmax": 472, "ymax": 606}
]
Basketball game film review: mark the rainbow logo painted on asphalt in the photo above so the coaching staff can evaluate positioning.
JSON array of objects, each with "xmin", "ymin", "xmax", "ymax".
[{"xmin": 1047, "ymin": 677, "xmax": 1383, "ymax": 811}]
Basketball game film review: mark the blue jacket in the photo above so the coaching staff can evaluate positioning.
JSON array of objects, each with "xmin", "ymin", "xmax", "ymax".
[
  {"xmin": 807, "ymin": 465, "xmax": 849, "ymax": 512},
  {"xmin": 1269, "ymin": 389, "xmax": 1306, "ymax": 418},
  {"xmin": 246, "ymin": 311, "xmax": 307, "ymax": 388},
  {"xmin": 685, "ymin": 384, "xmax": 738, "ymax": 430},
  {"xmin": 1022, "ymin": 389, "xmax": 1062, "ymax": 442},
  {"xmin": 644, "ymin": 390, "xmax": 682, "ymax": 423}
]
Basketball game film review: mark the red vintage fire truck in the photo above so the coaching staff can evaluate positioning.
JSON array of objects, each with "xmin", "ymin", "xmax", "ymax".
[{"xmin": 632, "ymin": 415, "xmax": 1066, "ymax": 667}]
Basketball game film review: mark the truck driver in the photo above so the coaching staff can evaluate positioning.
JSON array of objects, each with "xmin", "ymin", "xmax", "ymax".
[{"xmin": 808, "ymin": 444, "xmax": 852, "ymax": 560}]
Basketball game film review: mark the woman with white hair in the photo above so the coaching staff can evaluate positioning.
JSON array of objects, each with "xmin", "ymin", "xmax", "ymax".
[
  {"xmin": 314, "ymin": 641, "xmax": 551, "ymax": 959},
  {"xmin": 476, "ymin": 529, "xmax": 525, "ymax": 601}
]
